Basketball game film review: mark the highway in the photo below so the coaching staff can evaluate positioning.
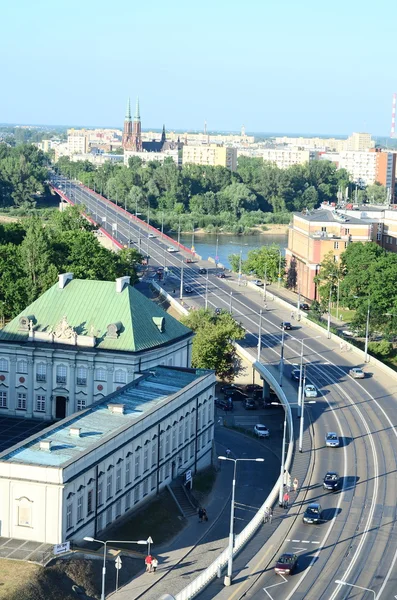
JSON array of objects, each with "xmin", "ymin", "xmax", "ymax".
[{"xmin": 52, "ymin": 176, "xmax": 397, "ymax": 599}]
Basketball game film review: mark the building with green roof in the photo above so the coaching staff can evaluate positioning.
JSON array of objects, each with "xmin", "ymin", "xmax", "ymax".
[{"xmin": 0, "ymin": 274, "xmax": 194, "ymax": 421}]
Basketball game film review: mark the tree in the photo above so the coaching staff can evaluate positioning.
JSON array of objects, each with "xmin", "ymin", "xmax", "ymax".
[
  {"xmin": 286, "ymin": 258, "xmax": 297, "ymax": 290},
  {"xmin": 181, "ymin": 308, "xmax": 245, "ymax": 380},
  {"xmin": 115, "ymin": 248, "xmax": 143, "ymax": 284},
  {"xmin": 20, "ymin": 217, "xmax": 56, "ymax": 301},
  {"xmin": 241, "ymin": 245, "xmax": 285, "ymax": 282}
]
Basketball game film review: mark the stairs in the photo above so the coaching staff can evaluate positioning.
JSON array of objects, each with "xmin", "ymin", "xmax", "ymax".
[{"xmin": 168, "ymin": 480, "xmax": 198, "ymax": 518}]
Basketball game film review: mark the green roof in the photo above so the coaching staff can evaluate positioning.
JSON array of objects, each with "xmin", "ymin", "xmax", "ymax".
[{"xmin": 0, "ymin": 279, "xmax": 192, "ymax": 353}]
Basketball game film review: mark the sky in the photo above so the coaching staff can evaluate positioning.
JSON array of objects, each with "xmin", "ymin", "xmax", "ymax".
[{"xmin": 1, "ymin": 0, "xmax": 396, "ymax": 135}]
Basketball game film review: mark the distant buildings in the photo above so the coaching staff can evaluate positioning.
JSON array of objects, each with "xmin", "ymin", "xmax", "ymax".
[
  {"xmin": 182, "ymin": 144, "xmax": 237, "ymax": 171},
  {"xmin": 274, "ymin": 132, "xmax": 375, "ymax": 153},
  {"xmin": 261, "ymin": 148, "xmax": 319, "ymax": 169}
]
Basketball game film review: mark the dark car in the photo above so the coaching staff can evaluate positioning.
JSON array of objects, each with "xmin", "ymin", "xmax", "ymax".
[
  {"xmin": 274, "ymin": 553, "xmax": 298, "ymax": 575},
  {"xmin": 280, "ymin": 322, "xmax": 292, "ymax": 330},
  {"xmin": 224, "ymin": 389, "xmax": 249, "ymax": 402},
  {"xmin": 243, "ymin": 398, "xmax": 257, "ymax": 410},
  {"xmin": 215, "ymin": 398, "xmax": 233, "ymax": 412},
  {"xmin": 198, "ymin": 268, "xmax": 207, "ymax": 274},
  {"xmin": 244, "ymin": 384, "xmax": 263, "ymax": 394},
  {"xmin": 220, "ymin": 383, "xmax": 241, "ymax": 394},
  {"xmin": 216, "ymin": 272, "xmax": 226, "ymax": 278},
  {"xmin": 299, "ymin": 302, "xmax": 310, "ymax": 311},
  {"xmin": 323, "ymin": 471, "xmax": 340, "ymax": 491},
  {"xmin": 303, "ymin": 502, "xmax": 322, "ymax": 524},
  {"xmin": 291, "ymin": 369, "xmax": 300, "ymax": 381},
  {"xmin": 184, "ymin": 285, "xmax": 193, "ymax": 293}
]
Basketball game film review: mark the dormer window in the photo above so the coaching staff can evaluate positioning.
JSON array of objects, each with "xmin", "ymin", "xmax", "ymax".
[
  {"xmin": 107, "ymin": 322, "xmax": 122, "ymax": 339},
  {"xmin": 152, "ymin": 316, "xmax": 165, "ymax": 332}
]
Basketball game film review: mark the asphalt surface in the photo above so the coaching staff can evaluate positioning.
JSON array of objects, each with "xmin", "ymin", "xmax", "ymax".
[{"xmin": 53, "ymin": 177, "xmax": 397, "ymax": 600}]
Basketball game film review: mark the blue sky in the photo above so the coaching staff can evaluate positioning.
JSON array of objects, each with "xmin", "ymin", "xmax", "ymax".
[{"xmin": 0, "ymin": 0, "xmax": 395, "ymax": 135}]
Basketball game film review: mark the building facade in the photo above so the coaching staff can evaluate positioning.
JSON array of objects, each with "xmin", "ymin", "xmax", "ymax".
[
  {"xmin": 262, "ymin": 149, "xmax": 318, "ymax": 169},
  {"xmin": 0, "ymin": 366, "xmax": 216, "ymax": 544},
  {"xmin": 182, "ymin": 144, "xmax": 237, "ymax": 171},
  {"xmin": 0, "ymin": 275, "xmax": 193, "ymax": 421}
]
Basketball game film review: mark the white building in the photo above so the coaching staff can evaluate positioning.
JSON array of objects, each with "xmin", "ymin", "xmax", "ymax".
[
  {"xmin": 0, "ymin": 366, "xmax": 215, "ymax": 544},
  {"xmin": 182, "ymin": 145, "xmax": 237, "ymax": 171},
  {"xmin": 124, "ymin": 149, "xmax": 180, "ymax": 167},
  {"xmin": 0, "ymin": 274, "xmax": 193, "ymax": 421},
  {"xmin": 262, "ymin": 148, "xmax": 318, "ymax": 169}
]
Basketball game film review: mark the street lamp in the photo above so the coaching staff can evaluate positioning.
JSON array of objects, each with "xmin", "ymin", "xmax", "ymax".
[
  {"xmin": 180, "ymin": 262, "xmax": 184, "ymax": 300},
  {"xmin": 335, "ymin": 580, "xmax": 375, "ymax": 599},
  {"xmin": 296, "ymin": 336, "xmax": 321, "ymax": 416},
  {"xmin": 257, "ymin": 310, "xmax": 263, "ymax": 361},
  {"xmin": 229, "ymin": 291, "xmax": 233, "ymax": 314},
  {"xmin": 354, "ymin": 294, "xmax": 371, "ymax": 363},
  {"xmin": 278, "ymin": 250, "xmax": 282, "ymax": 289},
  {"xmin": 263, "ymin": 263, "xmax": 267, "ymax": 303},
  {"xmin": 327, "ymin": 285, "xmax": 332, "ymax": 339},
  {"xmin": 238, "ymin": 249, "xmax": 243, "ymax": 286},
  {"xmin": 279, "ymin": 323, "xmax": 285, "ymax": 386},
  {"xmin": 84, "ymin": 537, "xmax": 147, "ymax": 600},
  {"xmin": 177, "ymin": 216, "xmax": 182, "ymax": 245},
  {"xmin": 215, "ymin": 234, "xmax": 219, "ymax": 272},
  {"xmin": 205, "ymin": 275, "xmax": 209, "ymax": 309},
  {"xmin": 218, "ymin": 456, "xmax": 265, "ymax": 586}
]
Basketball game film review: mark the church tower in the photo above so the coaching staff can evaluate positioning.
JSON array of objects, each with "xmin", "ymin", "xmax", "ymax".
[
  {"xmin": 132, "ymin": 98, "xmax": 142, "ymax": 152},
  {"xmin": 122, "ymin": 98, "xmax": 133, "ymax": 150},
  {"xmin": 122, "ymin": 97, "xmax": 142, "ymax": 151}
]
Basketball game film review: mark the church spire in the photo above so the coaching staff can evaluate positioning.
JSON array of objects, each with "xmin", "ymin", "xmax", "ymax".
[
  {"xmin": 134, "ymin": 97, "xmax": 140, "ymax": 121},
  {"xmin": 161, "ymin": 124, "xmax": 166, "ymax": 144},
  {"xmin": 125, "ymin": 98, "xmax": 131, "ymax": 121}
]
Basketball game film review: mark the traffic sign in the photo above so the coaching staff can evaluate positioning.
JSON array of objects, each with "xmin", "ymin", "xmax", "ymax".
[
  {"xmin": 115, "ymin": 556, "xmax": 122, "ymax": 570},
  {"xmin": 215, "ymin": 256, "xmax": 219, "ymax": 262},
  {"xmin": 53, "ymin": 541, "xmax": 70, "ymax": 555}
]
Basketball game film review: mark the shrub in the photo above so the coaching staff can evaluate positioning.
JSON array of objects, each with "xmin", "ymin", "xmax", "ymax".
[{"xmin": 368, "ymin": 340, "xmax": 394, "ymax": 358}]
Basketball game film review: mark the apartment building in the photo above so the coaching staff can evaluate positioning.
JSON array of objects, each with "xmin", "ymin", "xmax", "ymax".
[
  {"xmin": 67, "ymin": 132, "xmax": 88, "ymax": 155},
  {"xmin": 124, "ymin": 149, "xmax": 180, "ymax": 167},
  {"xmin": 262, "ymin": 149, "xmax": 318, "ymax": 169},
  {"xmin": 337, "ymin": 149, "xmax": 396, "ymax": 190},
  {"xmin": 182, "ymin": 144, "xmax": 237, "ymax": 171},
  {"xmin": 274, "ymin": 132, "xmax": 374, "ymax": 153}
]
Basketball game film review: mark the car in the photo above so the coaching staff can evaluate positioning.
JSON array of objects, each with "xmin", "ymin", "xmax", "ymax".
[
  {"xmin": 323, "ymin": 471, "xmax": 340, "ymax": 491},
  {"xmin": 252, "ymin": 279, "xmax": 263, "ymax": 286},
  {"xmin": 148, "ymin": 233, "xmax": 155, "ymax": 238},
  {"xmin": 274, "ymin": 553, "xmax": 298, "ymax": 575},
  {"xmin": 304, "ymin": 384, "xmax": 317, "ymax": 398},
  {"xmin": 254, "ymin": 424, "xmax": 270, "ymax": 438},
  {"xmin": 220, "ymin": 383, "xmax": 241, "ymax": 394},
  {"xmin": 244, "ymin": 384, "xmax": 263, "ymax": 394},
  {"xmin": 167, "ymin": 247, "xmax": 177, "ymax": 253},
  {"xmin": 303, "ymin": 502, "xmax": 322, "ymax": 524},
  {"xmin": 215, "ymin": 398, "xmax": 233, "ymax": 412},
  {"xmin": 280, "ymin": 322, "xmax": 292, "ymax": 330},
  {"xmin": 185, "ymin": 258, "xmax": 194, "ymax": 263},
  {"xmin": 216, "ymin": 272, "xmax": 226, "ymax": 278},
  {"xmin": 298, "ymin": 302, "xmax": 310, "ymax": 311},
  {"xmin": 325, "ymin": 432, "xmax": 340, "ymax": 447},
  {"xmin": 184, "ymin": 285, "xmax": 193, "ymax": 293},
  {"xmin": 224, "ymin": 389, "xmax": 249, "ymax": 402},
  {"xmin": 198, "ymin": 268, "xmax": 207, "ymax": 274},
  {"xmin": 291, "ymin": 369, "xmax": 300, "ymax": 381},
  {"xmin": 243, "ymin": 398, "xmax": 257, "ymax": 410},
  {"xmin": 349, "ymin": 367, "xmax": 365, "ymax": 379}
]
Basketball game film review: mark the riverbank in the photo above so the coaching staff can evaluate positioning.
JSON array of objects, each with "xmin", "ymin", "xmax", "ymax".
[{"xmin": 193, "ymin": 223, "xmax": 288, "ymax": 236}]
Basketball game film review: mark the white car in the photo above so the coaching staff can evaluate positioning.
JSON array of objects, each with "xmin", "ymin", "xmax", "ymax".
[
  {"xmin": 349, "ymin": 367, "xmax": 365, "ymax": 379},
  {"xmin": 166, "ymin": 247, "xmax": 177, "ymax": 253},
  {"xmin": 148, "ymin": 233, "xmax": 156, "ymax": 238},
  {"xmin": 304, "ymin": 384, "xmax": 317, "ymax": 398},
  {"xmin": 254, "ymin": 424, "xmax": 270, "ymax": 438},
  {"xmin": 325, "ymin": 432, "xmax": 340, "ymax": 448}
]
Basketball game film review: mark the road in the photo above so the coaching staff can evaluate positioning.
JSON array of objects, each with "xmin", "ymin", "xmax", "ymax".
[{"xmin": 52, "ymin": 177, "xmax": 397, "ymax": 599}]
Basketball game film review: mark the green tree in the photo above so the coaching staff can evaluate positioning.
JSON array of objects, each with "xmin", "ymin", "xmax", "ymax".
[
  {"xmin": 240, "ymin": 245, "xmax": 284, "ymax": 282},
  {"xmin": 181, "ymin": 308, "xmax": 245, "ymax": 380},
  {"xmin": 286, "ymin": 258, "xmax": 297, "ymax": 290},
  {"xmin": 20, "ymin": 217, "xmax": 57, "ymax": 301}
]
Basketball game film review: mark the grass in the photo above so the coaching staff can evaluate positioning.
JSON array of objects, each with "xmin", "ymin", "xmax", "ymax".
[
  {"xmin": 192, "ymin": 466, "xmax": 217, "ymax": 496},
  {"xmin": 330, "ymin": 307, "xmax": 355, "ymax": 322},
  {"xmin": 104, "ymin": 488, "xmax": 186, "ymax": 549},
  {"xmin": 0, "ymin": 560, "xmax": 40, "ymax": 599}
]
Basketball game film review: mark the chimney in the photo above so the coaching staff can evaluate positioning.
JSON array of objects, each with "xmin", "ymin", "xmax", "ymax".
[
  {"xmin": 115, "ymin": 276, "xmax": 130, "ymax": 293},
  {"xmin": 40, "ymin": 440, "xmax": 52, "ymax": 451},
  {"xmin": 107, "ymin": 403, "xmax": 125, "ymax": 415},
  {"xmin": 69, "ymin": 427, "xmax": 81, "ymax": 437},
  {"xmin": 58, "ymin": 273, "xmax": 74, "ymax": 289}
]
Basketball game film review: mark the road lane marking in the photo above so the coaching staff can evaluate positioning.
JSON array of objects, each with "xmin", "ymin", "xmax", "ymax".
[{"xmin": 263, "ymin": 574, "xmax": 288, "ymax": 599}]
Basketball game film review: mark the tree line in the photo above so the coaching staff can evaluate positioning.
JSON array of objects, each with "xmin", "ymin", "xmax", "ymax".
[
  {"xmin": 0, "ymin": 206, "xmax": 142, "ymax": 321},
  {"xmin": 56, "ymin": 155, "xmax": 353, "ymax": 233},
  {"xmin": 0, "ymin": 144, "xmax": 49, "ymax": 208}
]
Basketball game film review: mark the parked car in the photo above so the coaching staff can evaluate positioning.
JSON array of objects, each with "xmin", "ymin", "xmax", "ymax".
[
  {"xmin": 298, "ymin": 302, "xmax": 310, "ymax": 311},
  {"xmin": 215, "ymin": 398, "xmax": 233, "ymax": 412},
  {"xmin": 198, "ymin": 268, "xmax": 207, "ymax": 274},
  {"xmin": 280, "ymin": 322, "xmax": 292, "ymax": 330},
  {"xmin": 183, "ymin": 285, "xmax": 193, "ymax": 294},
  {"xmin": 254, "ymin": 424, "xmax": 270, "ymax": 438},
  {"xmin": 303, "ymin": 502, "xmax": 322, "ymax": 524},
  {"xmin": 224, "ymin": 389, "xmax": 249, "ymax": 402},
  {"xmin": 349, "ymin": 367, "xmax": 365, "ymax": 379},
  {"xmin": 243, "ymin": 398, "xmax": 257, "ymax": 410},
  {"xmin": 220, "ymin": 383, "xmax": 241, "ymax": 394},
  {"xmin": 216, "ymin": 272, "xmax": 226, "ymax": 278},
  {"xmin": 323, "ymin": 471, "xmax": 340, "ymax": 491},
  {"xmin": 252, "ymin": 279, "xmax": 262, "ymax": 286},
  {"xmin": 325, "ymin": 432, "xmax": 340, "ymax": 448},
  {"xmin": 304, "ymin": 384, "xmax": 317, "ymax": 398},
  {"xmin": 244, "ymin": 384, "xmax": 262, "ymax": 394},
  {"xmin": 185, "ymin": 258, "xmax": 194, "ymax": 263},
  {"xmin": 274, "ymin": 553, "xmax": 298, "ymax": 575}
]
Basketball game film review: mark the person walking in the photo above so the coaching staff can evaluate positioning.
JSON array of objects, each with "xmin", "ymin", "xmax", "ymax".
[
  {"xmin": 198, "ymin": 507, "xmax": 204, "ymax": 523},
  {"xmin": 293, "ymin": 477, "xmax": 299, "ymax": 493},
  {"xmin": 151, "ymin": 557, "xmax": 158, "ymax": 573},
  {"xmin": 226, "ymin": 448, "xmax": 231, "ymax": 458},
  {"xmin": 283, "ymin": 492, "xmax": 290, "ymax": 509},
  {"xmin": 202, "ymin": 508, "xmax": 208, "ymax": 522},
  {"xmin": 269, "ymin": 507, "xmax": 273, "ymax": 523},
  {"xmin": 264, "ymin": 506, "xmax": 270, "ymax": 524},
  {"xmin": 145, "ymin": 554, "xmax": 153, "ymax": 573}
]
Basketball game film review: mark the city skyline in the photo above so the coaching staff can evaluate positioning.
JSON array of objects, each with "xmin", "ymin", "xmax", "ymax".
[{"xmin": 0, "ymin": 0, "xmax": 396, "ymax": 135}]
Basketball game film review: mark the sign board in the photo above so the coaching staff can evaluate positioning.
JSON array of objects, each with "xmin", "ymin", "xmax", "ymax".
[
  {"xmin": 53, "ymin": 541, "xmax": 70, "ymax": 555},
  {"xmin": 115, "ymin": 556, "xmax": 122, "ymax": 570},
  {"xmin": 185, "ymin": 470, "xmax": 192, "ymax": 483}
]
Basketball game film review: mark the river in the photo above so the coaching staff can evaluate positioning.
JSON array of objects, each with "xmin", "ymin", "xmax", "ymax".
[{"xmin": 171, "ymin": 233, "xmax": 288, "ymax": 269}]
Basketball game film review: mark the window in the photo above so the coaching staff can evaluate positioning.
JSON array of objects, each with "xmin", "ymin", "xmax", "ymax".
[
  {"xmin": 125, "ymin": 491, "xmax": 131, "ymax": 511},
  {"xmin": 172, "ymin": 429, "xmax": 177, "ymax": 451},
  {"xmin": 36, "ymin": 395, "xmax": 46, "ymax": 412},
  {"xmin": 126, "ymin": 461, "xmax": 131, "ymax": 485},
  {"xmin": 151, "ymin": 473, "xmax": 156, "ymax": 490},
  {"xmin": 165, "ymin": 433, "xmax": 170, "ymax": 456},
  {"xmin": 87, "ymin": 490, "xmax": 93, "ymax": 515},
  {"xmin": 17, "ymin": 393, "xmax": 27, "ymax": 410},
  {"xmin": 36, "ymin": 363, "xmax": 47, "ymax": 382},
  {"xmin": 134, "ymin": 485, "xmax": 140, "ymax": 504},
  {"xmin": 97, "ymin": 513, "xmax": 103, "ymax": 532},
  {"xmin": 116, "ymin": 468, "xmax": 122, "ymax": 493},
  {"xmin": 17, "ymin": 360, "xmax": 28, "ymax": 374},
  {"xmin": 334, "ymin": 241, "xmax": 339, "ymax": 250},
  {"xmin": 77, "ymin": 367, "xmax": 87, "ymax": 386},
  {"xmin": 97, "ymin": 481, "xmax": 103, "ymax": 506},
  {"xmin": 77, "ymin": 496, "xmax": 83, "ymax": 521},
  {"xmin": 116, "ymin": 499, "xmax": 121, "ymax": 518},
  {"xmin": 0, "ymin": 391, "xmax": 7, "ymax": 408},
  {"xmin": 344, "ymin": 228, "xmax": 350, "ymax": 235},
  {"xmin": 96, "ymin": 368, "xmax": 107, "ymax": 381},
  {"xmin": 77, "ymin": 398, "xmax": 86, "ymax": 411},
  {"xmin": 321, "ymin": 226, "xmax": 327, "ymax": 232},
  {"xmin": 106, "ymin": 506, "xmax": 112, "ymax": 525},
  {"xmin": 184, "ymin": 419, "xmax": 189, "ymax": 442},
  {"xmin": 190, "ymin": 415, "xmax": 195, "ymax": 437},
  {"xmin": 106, "ymin": 474, "xmax": 112, "ymax": 500},
  {"xmin": 18, "ymin": 504, "xmax": 32, "ymax": 527},
  {"xmin": 66, "ymin": 504, "xmax": 73, "ymax": 530},
  {"xmin": 179, "ymin": 422, "xmax": 183, "ymax": 446},
  {"xmin": 143, "ymin": 447, "xmax": 149, "ymax": 472},
  {"xmin": 114, "ymin": 369, "xmax": 126, "ymax": 384},
  {"xmin": 0, "ymin": 358, "xmax": 9, "ymax": 372},
  {"xmin": 135, "ymin": 453, "xmax": 141, "ymax": 479},
  {"xmin": 56, "ymin": 365, "xmax": 67, "ymax": 385},
  {"xmin": 151, "ymin": 442, "xmax": 157, "ymax": 468},
  {"xmin": 143, "ymin": 479, "xmax": 149, "ymax": 496}
]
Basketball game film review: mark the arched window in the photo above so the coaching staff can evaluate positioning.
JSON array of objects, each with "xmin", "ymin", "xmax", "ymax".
[
  {"xmin": 17, "ymin": 360, "xmax": 28, "ymax": 374},
  {"xmin": 76, "ymin": 367, "xmax": 87, "ymax": 386},
  {"xmin": 0, "ymin": 358, "xmax": 9, "ymax": 372},
  {"xmin": 95, "ymin": 368, "xmax": 107, "ymax": 381},
  {"xmin": 115, "ymin": 369, "xmax": 126, "ymax": 384},
  {"xmin": 36, "ymin": 363, "xmax": 47, "ymax": 382},
  {"xmin": 56, "ymin": 364, "xmax": 67, "ymax": 385}
]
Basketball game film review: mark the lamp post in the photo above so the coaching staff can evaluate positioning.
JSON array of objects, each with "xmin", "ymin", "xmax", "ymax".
[
  {"xmin": 205, "ymin": 275, "xmax": 209, "ymax": 309},
  {"xmin": 177, "ymin": 216, "xmax": 182, "ymax": 245},
  {"xmin": 279, "ymin": 324, "xmax": 285, "ymax": 386},
  {"xmin": 297, "ymin": 336, "xmax": 321, "ymax": 416},
  {"xmin": 229, "ymin": 291, "xmax": 233, "ymax": 314},
  {"xmin": 327, "ymin": 285, "xmax": 332, "ymax": 339},
  {"xmin": 161, "ymin": 212, "xmax": 164, "ymax": 236},
  {"xmin": 191, "ymin": 220, "xmax": 195, "ymax": 252},
  {"xmin": 335, "ymin": 580, "xmax": 375, "ymax": 599},
  {"xmin": 257, "ymin": 309, "xmax": 263, "ymax": 361},
  {"xmin": 180, "ymin": 262, "xmax": 184, "ymax": 300},
  {"xmin": 84, "ymin": 537, "xmax": 147, "ymax": 600},
  {"xmin": 354, "ymin": 294, "xmax": 371, "ymax": 363},
  {"xmin": 238, "ymin": 249, "xmax": 243, "ymax": 286},
  {"xmin": 278, "ymin": 250, "xmax": 282, "ymax": 289},
  {"xmin": 215, "ymin": 234, "xmax": 219, "ymax": 272},
  {"xmin": 218, "ymin": 456, "xmax": 265, "ymax": 586},
  {"xmin": 263, "ymin": 263, "xmax": 267, "ymax": 303}
]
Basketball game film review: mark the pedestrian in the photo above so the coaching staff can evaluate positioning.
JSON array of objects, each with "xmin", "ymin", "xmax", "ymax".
[
  {"xmin": 293, "ymin": 477, "xmax": 299, "ymax": 493},
  {"xmin": 203, "ymin": 508, "xmax": 208, "ymax": 522},
  {"xmin": 151, "ymin": 557, "xmax": 158, "ymax": 573},
  {"xmin": 145, "ymin": 554, "xmax": 153, "ymax": 573},
  {"xmin": 283, "ymin": 492, "xmax": 290, "ymax": 509},
  {"xmin": 198, "ymin": 507, "xmax": 204, "ymax": 523},
  {"xmin": 173, "ymin": 289, "xmax": 176, "ymax": 294},
  {"xmin": 226, "ymin": 448, "xmax": 231, "ymax": 458},
  {"xmin": 269, "ymin": 507, "xmax": 273, "ymax": 523},
  {"xmin": 264, "ymin": 506, "xmax": 270, "ymax": 523},
  {"xmin": 291, "ymin": 310, "xmax": 295, "ymax": 319}
]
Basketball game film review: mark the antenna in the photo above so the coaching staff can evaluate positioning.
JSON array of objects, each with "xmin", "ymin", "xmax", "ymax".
[
  {"xmin": 391, "ymin": 93, "xmax": 396, "ymax": 138},
  {"xmin": 204, "ymin": 120, "xmax": 207, "ymax": 135}
]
